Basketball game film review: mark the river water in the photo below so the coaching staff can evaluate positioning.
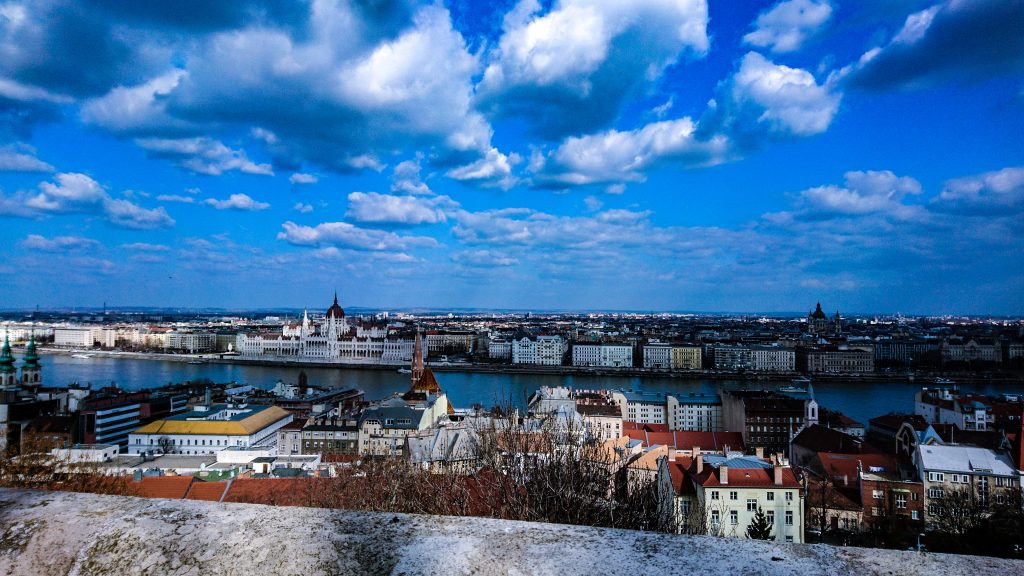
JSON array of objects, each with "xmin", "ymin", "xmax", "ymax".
[{"xmin": 37, "ymin": 353, "xmax": 1022, "ymax": 426}]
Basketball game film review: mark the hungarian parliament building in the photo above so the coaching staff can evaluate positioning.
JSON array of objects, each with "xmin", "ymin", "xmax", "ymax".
[{"xmin": 234, "ymin": 294, "xmax": 417, "ymax": 365}]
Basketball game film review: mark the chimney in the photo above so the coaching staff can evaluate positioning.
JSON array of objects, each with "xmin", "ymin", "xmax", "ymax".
[
  {"xmin": 774, "ymin": 464, "xmax": 783, "ymax": 486},
  {"xmin": 723, "ymin": 444, "xmax": 730, "ymax": 455},
  {"xmin": 755, "ymin": 446, "xmax": 764, "ymax": 460},
  {"xmin": 720, "ymin": 464, "xmax": 729, "ymax": 485},
  {"xmin": 696, "ymin": 453, "xmax": 704, "ymax": 474},
  {"xmin": 692, "ymin": 446, "xmax": 701, "ymax": 459}
]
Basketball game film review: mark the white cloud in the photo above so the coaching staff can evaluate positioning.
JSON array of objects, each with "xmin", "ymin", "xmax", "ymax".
[
  {"xmin": 790, "ymin": 170, "xmax": 923, "ymax": 218},
  {"xmin": 156, "ymin": 194, "xmax": 195, "ymax": 203},
  {"xmin": 743, "ymin": 0, "xmax": 833, "ymax": 54},
  {"xmin": 391, "ymin": 159, "xmax": 431, "ymax": 195},
  {"xmin": 122, "ymin": 242, "xmax": 170, "ymax": 252},
  {"xmin": 533, "ymin": 117, "xmax": 729, "ymax": 187},
  {"xmin": 0, "ymin": 146, "xmax": 54, "ymax": 172},
  {"xmin": 294, "ymin": 202, "xmax": 314, "ymax": 214},
  {"xmin": 452, "ymin": 249, "xmax": 519, "ymax": 267},
  {"xmin": 135, "ymin": 137, "xmax": 273, "ymax": 176},
  {"xmin": 725, "ymin": 51, "xmax": 841, "ymax": 137},
  {"xmin": 477, "ymin": 0, "xmax": 710, "ymax": 138},
  {"xmin": 446, "ymin": 148, "xmax": 520, "ymax": 190},
  {"xmin": 0, "ymin": 172, "xmax": 174, "ymax": 229},
  {"xmin": 20, "ymin": 234, "xmax": 98, "ymax": 251},
  {"xmin": 935, "ymin": 166, "xmax": 1024, "ymax": 214},
  {"xmin": 345, "ymin": 192, "xmax": 456, "ymax": 225},
  {"xmin": 203, "ymin": 193, "xmax": 270, "ymax": 211},
  {"xmin": 80, "ymin": 69, "xmax": 192, "ymax": 135},
  {"xmin": 289, "ymin": 172, "xmax": 318, "ymax": 185},
  {"xmin": 277, "ymin": 220, "xmax": 438, "ymax": 251}
]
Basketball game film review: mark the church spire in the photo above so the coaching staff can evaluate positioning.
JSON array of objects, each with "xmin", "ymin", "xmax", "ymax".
[
  {"xmin": 22, "ymin": 334, "xmax": 40, "ymax": 369},
  {"xmin": 0, "ymin": 336, "xmax": 15, "ymax": 374},
  {"xmin": 411, "ymin": 328, "xmax": 424, "ymax": 386}
]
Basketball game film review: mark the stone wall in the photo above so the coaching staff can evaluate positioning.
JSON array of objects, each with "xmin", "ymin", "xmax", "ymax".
[{"xmin": 1, "ymin": 488, "xmax": 1021, "ymax": 575}]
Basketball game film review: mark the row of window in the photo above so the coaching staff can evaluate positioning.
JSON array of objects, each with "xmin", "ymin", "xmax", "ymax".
[
  {"xmin": 711, "ymin": 509, "xmax": 794, "ymax": 526},
  {"xmin": 710, "ymin": 490, "xmax": 793, "ymax": 502}
]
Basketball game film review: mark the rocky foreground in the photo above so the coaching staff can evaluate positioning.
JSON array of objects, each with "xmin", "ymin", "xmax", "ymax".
[{"xmin": 1, "ymin": 488, "xmax": 1021, "ymax": 575}]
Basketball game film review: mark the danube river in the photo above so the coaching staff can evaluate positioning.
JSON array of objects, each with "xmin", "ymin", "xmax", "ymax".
[{"xmin": 37, "ymin": 353, "xmax": 1022, "ymax": 426}]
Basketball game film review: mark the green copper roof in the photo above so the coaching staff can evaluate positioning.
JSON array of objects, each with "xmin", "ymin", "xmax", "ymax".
[
  {"xmin": 22, "ymin": 335, "xmax": 40, "ymax": 369},
  {"xmin": 0, "ymin": 336, "xmax": 16, "ymax": 374}
]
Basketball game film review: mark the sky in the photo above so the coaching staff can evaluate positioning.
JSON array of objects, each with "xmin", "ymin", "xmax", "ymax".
[{"xmin": 0, "ymin": 0, "xmax": 1022, "ymax": 314}]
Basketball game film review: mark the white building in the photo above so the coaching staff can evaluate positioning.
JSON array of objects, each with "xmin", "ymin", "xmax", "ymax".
[
  {"xmin": 166, "ymin": 332, "xmax": 217, "ymax": 353},
  {"xmin": 128, "ymin": 404, "xmax": 293, "ymax": 455},
  {"xmin": 914, "ymin": 444, "xmax": 1019, "ymax": 523},
  {"xmin": 643, "ymin": 344, "xmax": 673, "ymax": 369},
  {"xmin": 750, "ymin": 346, "xmax": 796, "ymax": 372},
  {"xmin": 511, "ymin": 333, "xmax": 567, "ymax": 365},
  {"xmin": 611, "ymin": 391, "xmax": 668, "ymax": 425},
  {"xmin": 488, "ymin": 339, "xmax": 511, "ymax": 360},
  {"xmin": 235, "ymin": 294, "xmax": 418, "ymax": 365},
  {"xmin": 668, "ymin": 394, "xmax": 723, "ymax": 431},
  {"xmin": 573, "ymin": 343, "xmax": 633, "ymax": 368},
  {"xmin": 54, "ymin": 327, "xmax": 116, "ymax": 348},
  {"xmin": 0, "ymin": 324, "xmax": 53, "ymax": 343}
]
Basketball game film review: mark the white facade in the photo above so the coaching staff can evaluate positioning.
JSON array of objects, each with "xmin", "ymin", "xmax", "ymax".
[
  {"xmin": 55, "ymin": 327, "xmax": 115, "ymax": 348},
  {"xmin": 573, "ymin": 344, "xmax": 633, "ymax": 368},
  {"xmin": 667, "ymin": 395, "xmax": 723, "ymax": 431},
  {"xmin": 236, "ymin": 301, "xmax": 418, "ymax": 365},
  {"xmin": 166, "ymin": 332, "xmax": 217, "ymax": 353},
  {"xmin": 643, "ymin": 344, "xmax": 673, "ymax": 369},
  {"xmin": 750, "ymin": 347, "xmax": 796, "ymax": 372},
  {"xmin": 512, "ymin": 334, "xmax": 566, "ymax": 365},
  {"xmin": 127, "ymin": 405, "xmax": 293, "ymax": 456},
  {"xmin": 488, "ymin": 339, "xmax": 511, "ymax": 360},
  {"xmin": 611, "ymin": 391, "xmax": 668, "ymax": 425}
]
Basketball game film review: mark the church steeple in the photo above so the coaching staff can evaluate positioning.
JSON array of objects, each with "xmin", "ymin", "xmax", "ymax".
[
  {"xmin": 20, "ymin": 334, "xmax": 42, "ymax": 386},
  {"xmin": 411, "ymin": 329, "xmax": 424, "ymax": 386},
  {"xmin": 0, "ymin": 336, "xmax": 17, "ymax": 388}
]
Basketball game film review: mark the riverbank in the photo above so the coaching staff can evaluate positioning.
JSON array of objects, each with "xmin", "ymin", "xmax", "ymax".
[{"xmin": 27, "ymin": 346, "xmax": 1024, "ymax": 386}]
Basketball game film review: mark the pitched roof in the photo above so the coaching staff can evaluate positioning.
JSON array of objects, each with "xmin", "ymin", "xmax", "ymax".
[
  {"xmin": 134, "ymin": 476, "xmax": 194, "ymax": 499},
  {"xmin": 793, "ymin": 424, "xmax": 874, "ymax": 454},
  {"xmin": 186, "ymin": 481, "xmax": 228, "ymax": 502},
  {"xmin": 223, "ymin": 478, "xmax": 312, "ymax": 506},
  {"xmin": 622, "ymin": 427, "xmax": 744, "ymax": 451}
]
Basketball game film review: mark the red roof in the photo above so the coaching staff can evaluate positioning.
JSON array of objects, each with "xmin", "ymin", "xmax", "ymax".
[
  {"xmin": 623, "ymin": 422, "xmax": 670, "ymax": 433},
  {"xmin": 134, "ymin": 476, "xmax": 194, "ymax": 499},
  {"xmin": 186, "ymin": 481, "xmax": 228, "ymax": 502},
  {"xmin": 223, "ymin": 478, "xmax": 313, "ymax": 506},
  {"xmin": 818, "ymin": 452, "xmax": 899, "ymax": 482},
  {"xmin": 623, "ymin": 428, "xmax": 744, "ymax": 451}
]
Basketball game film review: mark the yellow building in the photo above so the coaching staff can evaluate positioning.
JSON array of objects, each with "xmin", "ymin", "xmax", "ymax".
[
  {"xmin": 671, "ymin": 346, "xmax": 702, "ymax": 370},
  {"xmin": 128, "ymin": 404, "xmax": 293, "ymax": 456}
]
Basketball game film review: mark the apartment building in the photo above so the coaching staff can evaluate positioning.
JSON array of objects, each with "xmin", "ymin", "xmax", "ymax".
[
  {"xmin": 573, "ymin": 343, "xmax": 633, "ymax": 368},
  {"xmin": 511, "ymin": 333, "xmax": 567, "ymax": 365}
]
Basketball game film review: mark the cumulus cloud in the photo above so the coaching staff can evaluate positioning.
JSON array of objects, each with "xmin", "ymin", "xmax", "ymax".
[
  {"xmin": 277, "ymin": 220, "xmax": 437, "ymax": 251},
  {"xmin": 135, "ymin": 137, "xmax": 273, "ymax": 176},
  {"xmin": 345, "ymin": 192, "xmax": 456, "ymax": 225},
  {"xmin": 705, "ymin": 52, "xmax": 842, "ymax": 142},
  {"xmin": 782, "ymin": 170, "xmax": 924, "ymax": 220},
  {"xmin": 156, "ymin": 194, "xmax": 195, "ymax": 203},
  {"xmin": 203, "ymin": 193, "xmax": 270, "ymax": 211},
  {"xmin": 391, "ymin": 159, "xmax": 431, "ymax": 195},
  {"xmin": 121, "ymin": 242, "xmax": 170, "ymax": 251},
  {"xmin": 289, "ymin": 172, "xmax": 318, "ymax": 185},
  {"xmin": 476, "ymin": 0, "xmax": 710, "ymax": 138},
  {"xmin": 451, "ymin": 249, "xmax": 519, "ymax": 267},
  {"xmin": 20, "ymin": 233, "xmax": 98, "ymax": 251},
  {"xmin": 532, "ymin": 117, "xmax": 729, "ymax": 187},
  {"xmin": 934, "ymin": 166, "xmax": 1024, "ymax": 214},
  {"xmin": 0, "ymin": 145, "xmax": 54, "ymax": 172},
  {"xmin": 294, "ymin": 202, "xmax": 313, "ymax": 214},
  {"xmin": 446, "ymin": 148, "xmax": 520, "ymax": 189},
  {"xmin": 0, "ymin": 172, "xmax": 174, "ymax": 229},
  {"xmin": 844, "ymin": 0, "xmax": 1024, "ymax": 90},
  {"xmin": 743, "ymin": 0, "xmax": 833, "ymax": 54}
]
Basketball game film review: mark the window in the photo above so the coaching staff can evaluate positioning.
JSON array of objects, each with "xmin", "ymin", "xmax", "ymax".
[
  {"xmin": 730, "ymin": 491, "xmax": 738, "ymax": 501},
  {"xmin": 785, "ymin": 536, "xmax": 793, "ymax": 543},
  {"xmin": 872, "ymin": 506, "xmax": 880, "ymax": 516},
  {"xmin": 928, "ymin": 472, "xmax": 944, "ymax": 482},
  {"xmin": 895, "ymin": 493, "xmax": 907, "ymax": 509},
  {"xmin": 711, "ymin": 510, "xmax": 720, "ymax": 529},
  {"xmin": 730, "ymin": 511, "xmax": 738, "ymax": 525},
  {"xmin": 927, "ymin": 488, "xmax": 944, "ymax": 499},
  {"xmin": 872, "ymin": 490, "xmax": 883, "ymax": 500},
  {"xmin": 911, "ymin": 510, "xmax": 919, "ymax": 520},
  {"xmin": 747, "ymin": 499, "xmax": 758, "ymax": 512},
  {"xmin": 767, "ymin": 511, "xmax": 775, "ymax": 524},
  {"xmin": 912, "ymin": 492, "xmax": 919, "ymax": 501},
  {"xmin": 785, "ymin": 491, "xmax": 793, "ymax": 502},
  {"xmin": 785, "ymin": 511, "xmax": 793, "ymax": 526},
  {"xmin": 767, "ymin": 492, "xmax": 775, "ymax": 501},
  {"xmin": 711, "ymin": 491, "xmax": 720, "ymax": 500}
]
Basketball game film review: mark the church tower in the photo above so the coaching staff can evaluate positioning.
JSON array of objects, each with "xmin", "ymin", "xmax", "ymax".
[
  {"xmin": 0, "ymin": 336, "xmax": 17, "ymax": 389},
  {"xmin": 411, "ymin": 329, "xmax": 424, "ymax": 387},
  {"xmin": 20, "ymin": 335, "xmax": 41, "ymax": 387}
]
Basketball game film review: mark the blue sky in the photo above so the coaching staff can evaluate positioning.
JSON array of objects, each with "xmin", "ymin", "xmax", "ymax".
[{"xmin": 0, "ymin": 0, "xmax": 1022, "ymax": 314}]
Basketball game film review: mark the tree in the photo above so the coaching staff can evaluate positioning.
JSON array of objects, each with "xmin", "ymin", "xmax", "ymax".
[
  {"xmin": 747, "ymin": 506, "xmax": 774, "ymax": 540},
  {"xmin": 157, "ymin": 436, "xmax": 175, "ymax": 455},
  {"xmin": 930, "ymin": 487, "xmax": 989, "ymax": 536}
]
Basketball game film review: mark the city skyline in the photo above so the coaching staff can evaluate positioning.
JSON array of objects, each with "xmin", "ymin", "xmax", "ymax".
[{"xmin": 0, "ymin": 1, "xmax": 1022, "ymax": 313}]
